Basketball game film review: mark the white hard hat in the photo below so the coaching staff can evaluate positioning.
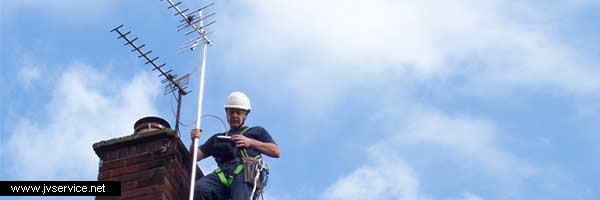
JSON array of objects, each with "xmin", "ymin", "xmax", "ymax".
[{"xmin": 224, "ymin": 91, "xmax": 251, "ymax": 111}]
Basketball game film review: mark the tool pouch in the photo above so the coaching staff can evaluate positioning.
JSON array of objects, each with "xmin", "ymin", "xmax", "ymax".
[{"xmin": 242, "ymin": 157, "xmax": 266, "ymax": 190}]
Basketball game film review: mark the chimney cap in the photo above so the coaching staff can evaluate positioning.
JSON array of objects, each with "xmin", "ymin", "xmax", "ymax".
[{"xmin": 134, "ymin": 116, "xmax": 171, "ymax": 133}]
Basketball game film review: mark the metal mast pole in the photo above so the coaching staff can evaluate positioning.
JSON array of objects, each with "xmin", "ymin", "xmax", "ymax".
[
  {"xmin": 154, "ymin": 1, "xmax": 216, "ymax": 198},
  {"xmin": 189, "ymin": 10, "xmax": 208, "ymax": 200}
]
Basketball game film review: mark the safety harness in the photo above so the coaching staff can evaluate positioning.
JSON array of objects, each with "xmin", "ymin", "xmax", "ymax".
[
  {"xmin": 213, "ymin": 126, "xmax": 270, "ymax": 200},
  {"xmin": 213, "ymin": 127, "xmax": 259, "ymax": 187}
]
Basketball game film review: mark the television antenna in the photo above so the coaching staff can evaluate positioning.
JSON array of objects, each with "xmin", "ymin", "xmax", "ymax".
[
  {"xmin": 110, "ymin": 25, "xmax": 191, "ymax": 136},
  {"xmin": 158, "ymin": 0, "xmax": 216, "ymax": 199}
]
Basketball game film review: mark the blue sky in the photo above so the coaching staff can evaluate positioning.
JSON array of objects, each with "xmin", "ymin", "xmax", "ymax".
[{"xmin": 1, "ymin": 0, "xmax": 600, "ymax": 199}]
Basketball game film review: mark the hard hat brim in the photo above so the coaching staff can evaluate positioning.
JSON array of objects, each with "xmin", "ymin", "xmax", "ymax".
[{"xmin": 224, "ymin": 105, "xmax": 251, "ymax": 111}]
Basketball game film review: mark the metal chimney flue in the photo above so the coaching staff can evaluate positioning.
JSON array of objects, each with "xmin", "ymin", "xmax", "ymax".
[{"xmin": 133, "ymin": 116, "xmax": 171, "ymax": 134}]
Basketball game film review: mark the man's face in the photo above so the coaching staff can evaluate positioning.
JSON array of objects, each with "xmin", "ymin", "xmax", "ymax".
[{"xmin": 226, "ymin": 108, "xmax": 248, "ymax": 129}]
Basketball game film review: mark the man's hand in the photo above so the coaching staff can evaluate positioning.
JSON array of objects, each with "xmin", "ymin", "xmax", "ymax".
[
  {"xmin": 232, "ymin": 134, "xmax": 255, "ymax": 148},
  {"xmin": 232, "ymin": 134, "xmax": 281, "ymax": 158},
  {"xmin": 189, "ymin": 129, "xmax": 206, "ymax": 161},
  {"xmin": 190, "ymin": 128, "xmax": 202, "ymax": 140}
]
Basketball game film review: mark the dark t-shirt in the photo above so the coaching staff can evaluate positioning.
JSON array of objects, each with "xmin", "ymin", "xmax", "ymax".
[{"xmin": 199, "ymin": 126, "xmax": 276, "ymax": 167}]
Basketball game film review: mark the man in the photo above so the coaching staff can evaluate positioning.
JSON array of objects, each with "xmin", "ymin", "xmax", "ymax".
[{"xmin": 190, "ymin": 91, "xmax": 280, "ymax": 200}]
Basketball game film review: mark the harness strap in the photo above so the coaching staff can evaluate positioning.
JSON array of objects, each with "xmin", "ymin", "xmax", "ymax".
[
  {"xmin": 239, "ymin": 127, "xmax": 250, "ymax": 157},
  {"xmin": 239, "ymin": 127, "xmax": 260, "ymax": 159},
  {"xmin": 214, "ymin": 164, "xmax": 244, "ymax": 187}
]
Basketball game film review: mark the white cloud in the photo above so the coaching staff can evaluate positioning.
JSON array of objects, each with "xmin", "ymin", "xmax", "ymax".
[
  {"xmin": 223, "ymin": 0, "xmax": 600, "ymax": 106},
  {"xmin": 452, "ymin": 193, "xmax": 483, "ymax": 200},
  {"xmin": 17, "ymin": 67, "xmax": 41, "ymax": 88},
  {"xmin": 322, "ymin": 152, "xmax": 425, "ymax": 200},
  {"xmin": 389, "ymin": 105, "xmax": 536, "ymax": 176},
  {"xmin": 15, "ymin": 54, "xmax": 44, "ymax": 88},
  {"xmin": 321, "ymin": 98, "xmax": 589, "ymax": 199},
  {"xmin": 3, "ymin": 63, "xmax": 159, "ymax": 180}
]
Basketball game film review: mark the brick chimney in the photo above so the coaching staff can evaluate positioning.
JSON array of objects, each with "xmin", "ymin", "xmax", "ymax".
[{"xmin": 93, "ymin": 116, "xmax": 203, "ymax": 200}]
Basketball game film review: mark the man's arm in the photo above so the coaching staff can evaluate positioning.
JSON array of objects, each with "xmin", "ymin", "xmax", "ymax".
[
  {"xmin": 189, "ymin": 142, "xmax": 207, "ymax": 161},
  {"xmin": 190, "ymin": 129, "xmax": 207, "ymax": 161},
  {"xmin": 232, "ymin": 135, "xmax": 280, "ymax": 158}
]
